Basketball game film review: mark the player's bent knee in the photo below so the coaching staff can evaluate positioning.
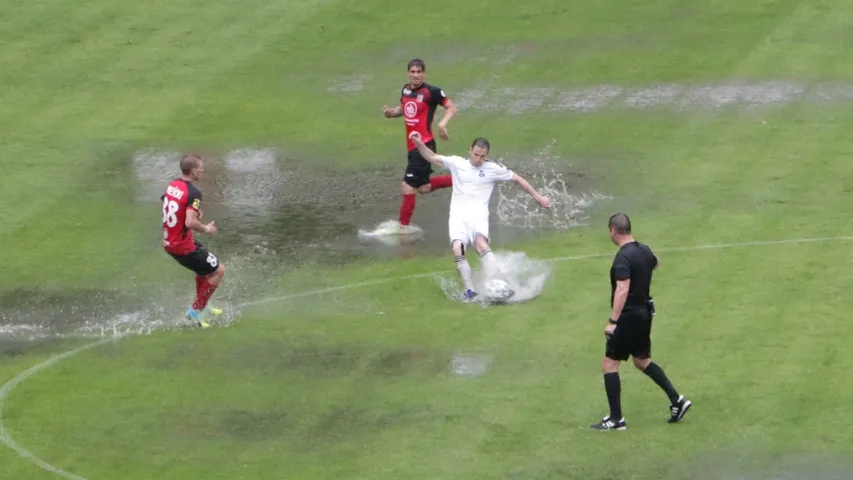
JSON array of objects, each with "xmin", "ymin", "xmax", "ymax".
[
  {"xmin": 401, "ymin": 182, "xmax": 417, "ymax": 194},
  {"xmin": 601, "ymin": 357, "xmax": 621, "ymax": 373},
  {"xmin": 473, "ymin": 235, "xmax": 490, "ymax": 253},
  {"xmin": 417, "ymin": 184, "xmax": 432, "ymax": 194},
  {"xmin": 632, "ymin": 356, "xmax": 651, "ymax": 370}
]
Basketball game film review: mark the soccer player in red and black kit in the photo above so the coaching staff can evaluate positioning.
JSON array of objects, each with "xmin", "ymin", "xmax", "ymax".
[
  {"xmin": 161, "ymin": 154, "xmax": 226, "ymax": 328},
  {"xmin": 383, "ymin": 59, "xmax": 457, "ymax": 229}
]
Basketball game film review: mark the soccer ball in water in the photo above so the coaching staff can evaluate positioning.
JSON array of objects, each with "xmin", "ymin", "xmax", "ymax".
[{"xmin": 484, "ymin": 278, "xmax": 513, "ymax": 303}]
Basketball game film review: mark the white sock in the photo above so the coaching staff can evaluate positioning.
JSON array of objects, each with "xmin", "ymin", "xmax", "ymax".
[
  {"xmin": 479, "ymin": 249, "xmax": 499, "ymax": 278},
  {"xmin": 454, "ymin": 255, "xmax": 475, "ymax": 292}
]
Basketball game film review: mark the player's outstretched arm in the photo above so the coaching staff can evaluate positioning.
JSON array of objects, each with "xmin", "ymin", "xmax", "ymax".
[
  {"xmin": 186, "ymin": 209, "xmax": 217, "ymax": 235},
  {"xmin": 511, "ymin": 173, "xmax": 552, "ymax": 208},
  {"xmin": 408, "ymin": 132, "xmax": 444, "ymax": 167},
  {"xmin": 383, "ymin": 105, "xmax": 403, "ymax": 118}
]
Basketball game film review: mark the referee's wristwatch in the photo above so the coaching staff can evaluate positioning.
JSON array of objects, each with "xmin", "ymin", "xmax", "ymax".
[{"xmin": 608, "ymin": 318, "xmax": 618, "ymax": 325}]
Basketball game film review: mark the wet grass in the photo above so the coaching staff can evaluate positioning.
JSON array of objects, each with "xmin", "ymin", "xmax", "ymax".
[
  {"xmin": 4, "ymin": 0, "xmax": 853, "ymax": 478},
  {"xmin": 8, "ymin": 239, "xmax": 853, "ymax": 479}
]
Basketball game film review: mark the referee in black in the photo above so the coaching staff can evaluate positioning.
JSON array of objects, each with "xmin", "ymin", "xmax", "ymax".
[{"xmin": 591, "ymin": 213, "xmax": 691, "ymax": 431}]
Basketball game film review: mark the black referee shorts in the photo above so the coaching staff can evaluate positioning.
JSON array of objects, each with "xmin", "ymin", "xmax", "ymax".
[{"xmin": 605, "ymin": 308, "xmax": 653, "ymax": 361}]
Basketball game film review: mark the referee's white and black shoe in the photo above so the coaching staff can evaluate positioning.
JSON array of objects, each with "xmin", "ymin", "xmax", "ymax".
[
  {"xmin": 668, "ymin": 395, "xmax": 692, "ymax": 423},
  {"xmin": 590, "ymin": 416, "xmax": 627, "ymax": 431}
]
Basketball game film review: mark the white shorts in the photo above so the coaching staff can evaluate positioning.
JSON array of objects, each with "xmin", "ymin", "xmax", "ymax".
[{"xmin": 448, "ymin": 211, "xmax": 490, "ymax": 246}]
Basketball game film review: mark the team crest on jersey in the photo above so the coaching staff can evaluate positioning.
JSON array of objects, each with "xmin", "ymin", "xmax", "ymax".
[
  {"xmin": 417, "ymin": 94, "xmax": 423, "ymax": 102},
  {"xmin": 192, "ymin": 198, "xmax": 201, "ymax": 209},
  {"xmin": 479, "ymin": 169, "xmax": 485, "ymax": 178},
  {"xmin": 404, "ymin": 101, "xmax": 418, "ymax": 118}
]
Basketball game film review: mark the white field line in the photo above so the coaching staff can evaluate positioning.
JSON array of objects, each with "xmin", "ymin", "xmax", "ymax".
[{"xmin": 1, "ymin": 234, "xmax": 852, "ymax": 479}]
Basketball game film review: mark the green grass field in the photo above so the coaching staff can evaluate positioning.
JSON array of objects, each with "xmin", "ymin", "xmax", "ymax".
[{"xmin": 3, "ymin": 0, "xmax": 853, "ymax": 478}]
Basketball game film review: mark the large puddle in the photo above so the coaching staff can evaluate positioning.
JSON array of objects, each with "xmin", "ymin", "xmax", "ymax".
[
  {"xmin": 1, "ymin": 145, "xmax": 609, "ymax": 344},
  {"xmin": 134, "ymin": 145, "xmax": 609, "ymax": 264}
]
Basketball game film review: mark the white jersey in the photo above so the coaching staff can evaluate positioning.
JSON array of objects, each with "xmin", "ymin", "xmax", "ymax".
[{"xmin": 437, "ymin": 155, "xmax": 515, "ymax": 216}]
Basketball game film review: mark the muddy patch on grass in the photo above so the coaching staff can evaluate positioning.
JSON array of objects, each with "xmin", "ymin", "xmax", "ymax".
[
  {"xmin": 206, "ymin": 338, "xmax": 493, "ymax": 382},
  {"xmin": 326, "ymin": 74, "xmax": 372, "ymax": 93},
  {"xmin": 456, "ymin": 80, "xmax": 853, "ymax": 115},
  {"xmin": 172, "ymin": 408, "xmax": 293, "ymax": 442},
  {"xmin": 327, "ymin": 43, "xmax": 539, "ymax": 94},
  {"xmin": 221, "ymin": 340, "xmax": 453, "ymax": 378},
  {"xmin": 132, "ymin": 146, "xmax": 604, "ymax": 263},
  {"xmin": 369, "ymin": 347, "xmax": 446, "ymax": 376},
  {"xmin": 214, "ymin": 339, "xmax": 364, "ymax": 377},
  {"xmin": 218, "ymin": 409, "xmax": 293, "ymax": 441},
  {"xmin": 303, "ymin": 403, "xmax": 449, "ymax": 449},
  {"xmin": 334, "ymin": 78, "xmax": 853, "ymax": 115}
]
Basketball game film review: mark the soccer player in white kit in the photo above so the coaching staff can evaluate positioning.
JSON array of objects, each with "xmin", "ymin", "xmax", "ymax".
[{"xmin": 409, "ymin": 131, "xmax": 552, "ymax": 301}]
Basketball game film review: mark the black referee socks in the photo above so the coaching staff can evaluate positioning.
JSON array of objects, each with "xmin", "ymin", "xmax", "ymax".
[
  {"xmin": 643, "ymin": 362, "xmax": 680, "ymax": 404},
  {"xmin": 603, "ymin": 372, "xmax": 623, "ymax": 420}
]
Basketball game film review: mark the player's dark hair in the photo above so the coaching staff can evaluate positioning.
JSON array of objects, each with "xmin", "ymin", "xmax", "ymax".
[
  {"xmin": 180, "ymin": 154, "xmax": 201, "ymax": 174},
  {"xmin": 471, "ymin": 137, "xmax": 490, "ymax": 151},
  {"xmin": 608, "ymin": 213, "xmax": 632, "ymax": 234},
  {"xmin": 407, "ymin": 58, "xmax": 425, "ymax": 71}
]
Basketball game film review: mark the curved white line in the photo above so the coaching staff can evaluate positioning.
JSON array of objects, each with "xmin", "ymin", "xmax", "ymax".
[
  {"xmin": 2, "ymin": 234, "xmax": 852, "ymax": 479},
  {"xmin": 0, "ymin": 339, "xmax": 112, "ymax": 480}
]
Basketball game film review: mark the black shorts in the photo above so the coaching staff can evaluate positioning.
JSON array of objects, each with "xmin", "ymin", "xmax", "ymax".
[
  {"xmin": 605, "ymin": 308, "xmax": 653, "ymax": 361},
  {"xmin": 169, "ymin": 240, "xmax": 220, "ymax": 276},
  {"xmin": 403, "ymin": 139, "xmax": 437, "ymax": 188}
]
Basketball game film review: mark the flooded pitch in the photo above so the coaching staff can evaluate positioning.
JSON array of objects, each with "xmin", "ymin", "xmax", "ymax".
[
  {"xmin": 135, "ymin": 146, "xmax": 605, "ymax": 262},
  {"xmin": 0, "ymin": 145, "xmax": 607, "ymax": 344}
]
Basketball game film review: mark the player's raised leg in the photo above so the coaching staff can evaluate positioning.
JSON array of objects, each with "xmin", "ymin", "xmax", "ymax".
[
  {"xmin": 473, "ymin": 234, "xmax": 499, "ymax": 277},
  {"xmin": 469, "ymin": 213, "xmax": 502, "ymax": 281},
  {"xmin": 426, "ymin": 174, "xmax": 452, "ymax": 192},
  {"xmin": 471, "ymin": 233, "xmax": 515, "ymax": 301}
]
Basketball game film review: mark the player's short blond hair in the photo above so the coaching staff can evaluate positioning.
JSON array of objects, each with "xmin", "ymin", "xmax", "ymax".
[{"xmin": 180, "ymin": 154, "xmax": 201, "ymax": 174}]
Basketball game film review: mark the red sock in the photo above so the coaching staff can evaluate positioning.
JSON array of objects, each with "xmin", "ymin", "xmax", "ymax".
[
  {"xmin": 192, "ymin": 277, "xmax": 220, "ymax": 311},
  {"xmin": 194, "ymin": 275, "xmax": 205, "ymax": 297},
  {"xmin": 399, "ymin": 193, "xmax": 416, "ymax": 226},
  {"xmin": 429, "ymin": 175, "xmax": 452, "ymax": 190}
]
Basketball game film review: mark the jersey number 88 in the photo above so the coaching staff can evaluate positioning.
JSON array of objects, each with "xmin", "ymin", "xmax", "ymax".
[{"xmin": 162, "ymin": 198, "xmax": 179, "ymax": 228}]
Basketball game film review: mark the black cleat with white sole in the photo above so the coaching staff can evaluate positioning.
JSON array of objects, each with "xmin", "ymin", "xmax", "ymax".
[
  {"xmin": 668, "ymin": 395, "xmax": 692, "ymax": 423},
  {"xmin": 590, "ymin": 416, "xmax": 627, "ymax": 431}
]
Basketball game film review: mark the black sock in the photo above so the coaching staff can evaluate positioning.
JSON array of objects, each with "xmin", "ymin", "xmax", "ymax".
[
  {"xmin": 643, "ymin": 362, "xmax": 680, "ymax": 403},
  {"xmin": 603, "ymin": 372, "xmax": 622, "ymax": 420}
]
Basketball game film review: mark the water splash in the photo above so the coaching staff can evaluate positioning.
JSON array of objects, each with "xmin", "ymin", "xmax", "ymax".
[
  {"xmin": 450, "ymin": 353, "xmax": 492, "ymax": 377},
  {"xmin": 357, "ymin": 220, "xmax": 425, "ymax": 247},
  {"xmin": 494, "ymin": 141, "xmax": 611, "ymax": 230},
  {"xmin": 0, "ymin": 241, "xmax": 281, "ymax": 343},
  {"xmin": 436, "ymin": 250, "xmax": 552, "ymax": 307}
]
